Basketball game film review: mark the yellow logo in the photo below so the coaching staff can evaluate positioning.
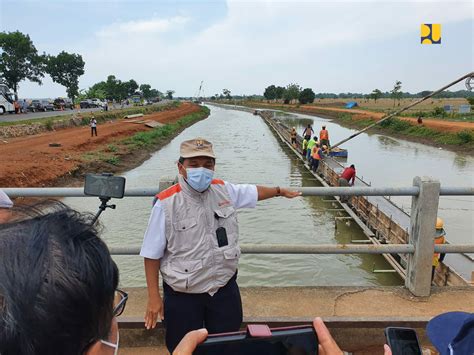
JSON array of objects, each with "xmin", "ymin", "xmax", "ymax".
[
  {"xmin": 421, "ymin": 24, "xmax": 441, "ymax": 44},
  {"xmin": 195, "ymin": 139, "xmax": 204, "ymax": 148}
]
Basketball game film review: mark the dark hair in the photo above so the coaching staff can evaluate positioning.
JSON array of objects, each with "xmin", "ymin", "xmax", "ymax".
[
  {"xmin": 314, "ymin": 136, "xmax": 318, "ymax": 140},
  {"xmin": 350, "ymin": 164, "xmax": 355, "ymax": 169},
  {"xmin": 0, "ymin": 202, "xmax": 118, "ymax": 355}
]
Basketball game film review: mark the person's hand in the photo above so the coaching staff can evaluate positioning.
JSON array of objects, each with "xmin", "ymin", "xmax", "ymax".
[
  {"xmin": 383, "ymin": 344, "xmax": 392, "ymax": 355},
  {"xmin": 144, "ymin": 294, "xmax": 164, "ymax": 330},
  {"xmin": 173, "ymin": 328, "xmax": 208, "ymax": 355},
  {"xmin": 280, "ymin": 188, "xmax": 301, "ymax": 198},
  {"xmin": 313, "ymin": 317, "xmax": 343, "ymax": 355}
]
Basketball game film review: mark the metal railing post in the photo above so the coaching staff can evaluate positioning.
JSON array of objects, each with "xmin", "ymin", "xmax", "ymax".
[{"xmin": 406, "ymin": 176, "xmax": 440, "ymax": 296}]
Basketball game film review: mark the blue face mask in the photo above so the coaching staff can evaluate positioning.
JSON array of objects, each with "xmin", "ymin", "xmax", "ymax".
[{"xmin": 185, "ymin": 167, "xmax": 214, "ymax": 192}]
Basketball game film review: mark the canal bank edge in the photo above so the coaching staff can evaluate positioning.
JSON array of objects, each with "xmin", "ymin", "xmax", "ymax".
[
  {"xmin": 231, "ymin": 102, "xmax": 474, "ymax": 154},
  {"xmin": 117, "ymin": 286, "xmax": 474, "ymax": 352},
  {"xmin": 56, "ymin": 105, "xmax": 211, "ymax": 188}
]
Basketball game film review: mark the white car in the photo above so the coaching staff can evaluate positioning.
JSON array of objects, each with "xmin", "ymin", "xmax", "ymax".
[{"xmin": 90, "ymin": 98, "xmax": 104, "ymax": 107}]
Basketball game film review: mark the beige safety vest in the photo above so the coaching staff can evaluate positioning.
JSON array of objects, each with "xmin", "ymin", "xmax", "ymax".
[{"xmin": 158, "ymin": 175, "xmax": 241, "ymax": 295}]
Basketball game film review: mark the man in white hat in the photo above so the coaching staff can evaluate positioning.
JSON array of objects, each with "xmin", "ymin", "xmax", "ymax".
[
  {"xmin": 140, "ymin": 137, "xmax": 300, "ymax": 352},
  {"xmin": 0, "ymin": 189, "xmax": 13, "ymax": 223}
]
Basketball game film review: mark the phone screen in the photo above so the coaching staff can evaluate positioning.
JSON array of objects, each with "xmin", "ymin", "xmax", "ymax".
[
  {"xmin": 194, "ymin": 326, "xmax": 318, "ymax": 355},
  {"xmin": 385, "ymin": 327, "xmax": 421, "ymax": 355}
]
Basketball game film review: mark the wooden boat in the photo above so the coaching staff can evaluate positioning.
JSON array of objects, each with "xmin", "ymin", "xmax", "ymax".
[{"xmin": 328, "ymin": 147, "xmax": 348, "ymax": 158}]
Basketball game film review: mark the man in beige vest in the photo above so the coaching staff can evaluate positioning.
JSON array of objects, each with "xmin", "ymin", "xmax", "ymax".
[{"xmin": 140, "ymin": 137, "xmax": 300, "ymax": 352}]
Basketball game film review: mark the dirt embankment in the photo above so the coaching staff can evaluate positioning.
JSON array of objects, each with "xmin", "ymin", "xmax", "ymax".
[
  {"xmin": 0, "ymin": 103, "xmax": 204, "ymax": 187},
  {"xmin": 251, "ymin": 102, "xmax": 474, "ymax": 133}
]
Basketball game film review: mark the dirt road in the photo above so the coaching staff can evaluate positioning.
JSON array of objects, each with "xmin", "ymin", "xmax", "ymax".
[{"xmin": 0, "ymin": 103, "xmax": 201, "ymax": 187}]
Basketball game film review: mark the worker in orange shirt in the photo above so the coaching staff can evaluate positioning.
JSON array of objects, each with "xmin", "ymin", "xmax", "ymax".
[{"xmin": 320, "ymin": 125, "xmax": 330, "ymax": 147}]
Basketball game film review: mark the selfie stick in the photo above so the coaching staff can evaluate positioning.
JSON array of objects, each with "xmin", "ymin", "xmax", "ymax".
[{"xmin": 91, "ymin": 196, "xmax": 116, "ymax": 225}]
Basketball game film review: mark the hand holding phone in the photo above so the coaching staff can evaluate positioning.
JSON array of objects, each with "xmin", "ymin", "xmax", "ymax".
[{"xmin": 384, "ymin": 327, "xmax": 422, "ymax": 355}]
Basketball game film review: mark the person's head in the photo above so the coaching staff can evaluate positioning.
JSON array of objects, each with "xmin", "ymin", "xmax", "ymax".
[
  {"xmin": 177, "ymin": 138, "xmax": 216, "ymax": 192},
  {"xmin": 427, "ymin": 312, "xmax": 474, "ymax": 355},
  {"xmin": 313, "ymin": 136, "xmax": 318, "ymax": 141},
  {"xmin": 350, "ymin": 164, "xmax": 355, "ymax": 169},
  {"xmin": 307, "ymin": 124, "xmax": 311, "ymax": 128},
  {"xmin": 322, "ymin": 125, "xmax": 326, "ymax": 130},
  {"xmin": 0, "ymin": 202, "xmax": 120, "ymax": 355},
  {"xmin": 0, "ymin": 189, "xmax": 13, "ymax": 224}
]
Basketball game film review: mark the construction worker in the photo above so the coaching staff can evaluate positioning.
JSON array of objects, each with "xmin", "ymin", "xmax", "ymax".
[
  {"xmin": 306, "ymin": 135, "xmax": 318, "ymax": 161},
  {"xmin": 320, "ymin": 125, "xmax": 330, "ymax": 147},
  {"xmin": 338, "ymin": 164, "xmax": 356, "ymax": 203},
  {"xmin": 290, "ymin": 127, "xmax": 297, "ymax": 148},
  {"xmin": 432, "ymin": 217, "xmax": 447, "ymax": 282},
  {"xmin": 311, "ymin": 143, "xmax": 321, "ymax": 172},
  {"xmin": 302, "ymin": 137, "xmax": 308, "ymax": 157},
  {"xmin": 302, "ymin": 124, "xmax": 314, "ymax": 141}
]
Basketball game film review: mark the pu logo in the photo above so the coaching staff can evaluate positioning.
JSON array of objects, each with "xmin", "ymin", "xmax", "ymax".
[{"xmin": 421, "ymin": 24, "xmax": 441, "ymax": 44}]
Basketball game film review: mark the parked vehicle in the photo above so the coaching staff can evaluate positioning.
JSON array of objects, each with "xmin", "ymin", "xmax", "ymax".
[
  {"xmin": 0, "ymin": 83, "xmax": 15, "ymax": 115},
  {"xmin": 28, "ymin": 100, "xmax": 45, "ymax": 112},
  {"xmin": 41, "ymin": 100, "xmax": 55, "ymax": 111},
  {"xmin": 91, "ymin": 98, "xmax": 104, "ymax": 107},
  {"xmin": 80, "ymin": 100, "xmax": 91, "ymax": 109},
  {"xmin": 53, "ymin": 98, "xmax": 74, "ymax": 110}
]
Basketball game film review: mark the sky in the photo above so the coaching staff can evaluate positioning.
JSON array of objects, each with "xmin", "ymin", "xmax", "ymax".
[{"xmin": 0, "ymin": 0, "xmax": 473, "ymax": 98}]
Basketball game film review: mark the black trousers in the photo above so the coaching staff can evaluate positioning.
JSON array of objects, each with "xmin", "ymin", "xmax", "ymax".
[
  {"xmin": 91, "ymin": 127, "xmax": 97, "ymax": 136},
  {"xmin": 163, "ymin": 272, "xmax": 242, "ymax": 353}
]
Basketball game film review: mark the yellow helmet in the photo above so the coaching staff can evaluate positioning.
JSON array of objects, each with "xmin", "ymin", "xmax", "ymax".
[{"xmin": 436, "ymin": 217, "xmax": 444, "ymax": 229}]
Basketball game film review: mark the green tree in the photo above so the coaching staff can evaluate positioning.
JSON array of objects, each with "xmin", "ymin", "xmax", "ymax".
[
  {"xmin": 149, "ymin": 88, "xmax": 161, "ymax": 98},
  {"xmin": 166, "ymin": 90, "xmax": 175, "ymax": 99},
  {"xmin": 0, "ymin": 31, "xmax": 45, "ymax": 100},
  {"xmin": 140, "ymin": 84, "xmax": 152, "ymax": 98},
  {"xmin": 123, "ymin": 79, "xmax": 138, "ymax": 97},
  {"xmin": 391, "ymin": 80, "xmax": 402, "ymax": 107},
  {"xmin": 298, "ymin": 88, "xmax": 316, "ymax": 104},
  {"xmin": 222, "ymin": 88, "xmax": 231, "ymax": 100},
  {"xmin": 466, "ymin": 97, "xmax": 474, "ymax": 106},
  {"xmin": 45, "ymin": 51, "xmax": 85, "ymax": 103},
  {"xmin": 263, "ymin": 85, "xmax": 277, "ymax": 101},
  {"xmin": 275, "ymin": 86, "xmax": 285, "ymax": 101},
  {"xmin": 370, "ymin": 89, "xmax": 382, "ymax": 103},
  {"xmin": 283, "ymin": 83, "xmax": 301, "ymax": 104}
]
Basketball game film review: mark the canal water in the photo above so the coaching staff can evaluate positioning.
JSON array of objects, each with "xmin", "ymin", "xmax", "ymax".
[
  {"xmin": 274, "ymin": 110, "xmax": 473, "ymax": 280},
  {"xmin": 65, "ymin": 105, "xmax": 402, "ymax": 288}
]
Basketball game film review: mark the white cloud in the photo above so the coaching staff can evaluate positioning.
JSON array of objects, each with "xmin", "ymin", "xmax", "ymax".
[
  {"xmin": 96, "ymin": 16, "xmax": 189, "ymax": 37},
  {"xmin": 18, "ymin": 1, "xmax": 474, "ymax": 98}
]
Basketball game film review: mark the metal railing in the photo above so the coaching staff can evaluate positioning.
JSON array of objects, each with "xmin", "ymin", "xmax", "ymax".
[{"xmin": 3, "ymin": 176, "xmax": 473, "ymax": 296}]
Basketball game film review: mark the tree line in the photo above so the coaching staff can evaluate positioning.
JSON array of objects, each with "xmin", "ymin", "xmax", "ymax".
[
  {"xmin": 0, "ymin": 31, "xmax": 85, "ymax": 102},
  {"xmin": 82, "ymin": 75, "xmax": 165, "ymax": 102},
  {"xmin": 262, "ymin": 81, "xmax": 472, "ymax": 107},
  {"xmin": 0, "ymin": 31, "xmax": 169, "ymax": 103},
  {"xmin": 263, "ymin": 84, "xmax": 316, "ymax": 104}
]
